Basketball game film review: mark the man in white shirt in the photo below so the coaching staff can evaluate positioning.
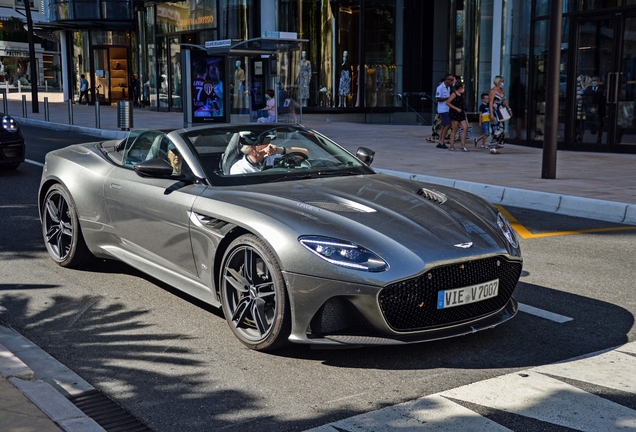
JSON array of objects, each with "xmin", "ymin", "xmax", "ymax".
[
  {"xmin": 435, "ymin": 74, "xmax": 455, "ymax": 149},
  {"xmin": 230, "ymin": 142, "xmax": 286, "ymax": 174}
]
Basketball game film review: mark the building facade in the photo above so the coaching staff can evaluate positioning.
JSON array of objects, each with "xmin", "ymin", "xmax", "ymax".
[
  {"xmin": 44, "ymin": 0, "xmax": 636, "ymax": 153},
  {"xmin": 0, "ymin": 1, "xmax": 56, "ymax": 89}
]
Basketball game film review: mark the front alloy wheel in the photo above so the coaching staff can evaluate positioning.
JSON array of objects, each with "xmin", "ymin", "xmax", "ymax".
[
  {"xmin": 42, "ymin": 184, "xmax": 92, "ymax": 267},
  {"xmin": 220, "ymin": 234, "xmax": 290, "ymax": 351}
]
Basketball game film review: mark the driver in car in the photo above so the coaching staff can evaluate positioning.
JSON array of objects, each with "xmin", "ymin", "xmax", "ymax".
[{"xmin": 230, "ymin": 140, "xmax": 307, "ymax": 174}]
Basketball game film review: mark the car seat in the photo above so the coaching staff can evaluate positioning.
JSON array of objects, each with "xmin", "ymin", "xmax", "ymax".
[{"xmin": 220, "ymin": 133, "xmax": 242, "ymax": 175}]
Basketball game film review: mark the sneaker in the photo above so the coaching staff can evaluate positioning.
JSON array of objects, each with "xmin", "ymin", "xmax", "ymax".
[
  {"xmin": 436, "ymin": 143, "xmax": 448, "ymax": 149},
  {"xmin": 473, "ymin": 138, "xmax": 478, "ymax": 147},
  {"xmin": 490, "ymin": 149, "xmax": 501, "ymax": 154}
]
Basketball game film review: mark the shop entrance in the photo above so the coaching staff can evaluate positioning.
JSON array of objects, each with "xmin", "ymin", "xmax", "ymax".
[
  {"xmin": 92, "ymin": 46, "xmax": 129, "ymax": 105},
  {"xmin": 572, "ymin": 14, "xmax": 636, "ymax": 150}
]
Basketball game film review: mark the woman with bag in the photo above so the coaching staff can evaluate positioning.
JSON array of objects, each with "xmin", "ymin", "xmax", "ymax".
[
  {"xmin": 489, "ymin": 75, "xmax": 512, "ymax": 154},
  {"xmin": 446, "ymin": 81, "xmax": 469, "ymax": 152}
]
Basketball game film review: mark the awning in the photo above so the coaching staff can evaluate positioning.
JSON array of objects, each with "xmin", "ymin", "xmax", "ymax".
[
  {"xmin": 0, "ymin": 7, "xmax": 45, "ymax": 23},
  {"xmin": 184, "ymin": 35, "xmax": 308, "ymax": 57}
]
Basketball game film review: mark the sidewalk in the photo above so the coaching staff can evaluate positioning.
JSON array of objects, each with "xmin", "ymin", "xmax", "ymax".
[
  {"xmin": 8, "ymin": 96, "xmax": 636, "ymax": 223},
  {"xmin": 2, "ymin": 96, "xmax": 636, "ymax": 430}
]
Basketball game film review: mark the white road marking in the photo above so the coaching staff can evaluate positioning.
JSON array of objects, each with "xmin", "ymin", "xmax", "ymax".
[
  {"xmin": 305, "ymin": 342, "xmax": 636, "ymax": 432},
  {"xmin": 517, "ymin": 302, "xmax": 574, "ymax": 323},
  {"xmin": 443, "ymin": 370, "xmax": 636, "ymax": 431},
  {"xmin": 25, "ymin": 159, "xmax": 44, "ymax": 167}
]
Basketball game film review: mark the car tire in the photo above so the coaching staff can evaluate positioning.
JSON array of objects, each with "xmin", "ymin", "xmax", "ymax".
[
  {"xmin": 220, "ymin": 234, "xmax": 291, "ymax": 351},
  {"xmin": 42, "ymin": 183, "xmax": 93, "ymax": 268}
]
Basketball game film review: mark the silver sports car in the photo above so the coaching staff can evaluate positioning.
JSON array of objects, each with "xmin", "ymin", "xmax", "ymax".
[{"xmin": 39, "ymin": 124, "xmax": 522, "ymax": 351}]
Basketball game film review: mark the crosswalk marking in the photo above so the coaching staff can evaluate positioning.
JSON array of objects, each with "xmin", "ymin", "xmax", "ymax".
[{"xmin": 306, "ymin": 341, "xmax": 636, "ymax": 432}]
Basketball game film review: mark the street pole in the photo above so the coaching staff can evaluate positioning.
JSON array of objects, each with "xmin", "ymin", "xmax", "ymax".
[
  {"xmin": 23, "ymin": 0, "xmax": 39, "ymax": 113},
  {"xmin": 542, "ymin": 0, "xmax": 563, "ymax": 179}
]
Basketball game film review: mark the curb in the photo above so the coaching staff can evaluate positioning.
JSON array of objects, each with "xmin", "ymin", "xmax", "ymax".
[
  {"xmin": 17, "ymin": 117, "xmax": 127, "ymax": 140},
  {"xmin": 0, "ymin": 338, "xmax": 105, "ymax": 432},
  {"xmin": 377, "ymin": 168, "xmax": 636, "ymax": 225}
]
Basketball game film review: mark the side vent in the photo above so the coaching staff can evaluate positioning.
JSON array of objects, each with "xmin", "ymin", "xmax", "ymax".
[
  {"xmin": 196, "ymin": 214, "xmax": 229, "ymax": 230},
  {"xmin": 417, "ymin": 188, "xmax": 447, "ymax": 204}
]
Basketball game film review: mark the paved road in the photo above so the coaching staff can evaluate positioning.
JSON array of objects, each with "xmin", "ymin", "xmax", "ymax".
[{"xmin": 1, "ymin": 126, "xmax": 635, "ymax": 431}]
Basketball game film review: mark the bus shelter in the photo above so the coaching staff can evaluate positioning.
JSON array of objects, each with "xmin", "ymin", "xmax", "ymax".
[{"xmin": 182, "ymin": 33, "xmax": 307, "ymax": 127}]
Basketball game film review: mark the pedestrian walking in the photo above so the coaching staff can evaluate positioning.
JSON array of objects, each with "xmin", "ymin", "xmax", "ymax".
[
  {"xmin": 132, "ymin": 73, "xmax": 141, "ymax": 108},
  {"xmin": 446, "ymin": 81, "xmax": 469, "ymax": 152},
  {"xmin": 78, "ymin": 74, "xmax": 89, "ymax": 105},
  {"xmin": 435, "ymin": 74, "xmax": 455, "ymax": 149},
  {"xmin": 489, "ymin": 75, "xmax": 512, "ymax": 154},
  {"xmin": 474, "ymin": 93, "xmax": 490, "ymax": 148}
]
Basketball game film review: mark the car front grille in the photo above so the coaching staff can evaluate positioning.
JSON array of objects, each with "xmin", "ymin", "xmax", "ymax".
[{"xmin": 378, "ymin": 256, "xmax": 522, "ymax": 332}]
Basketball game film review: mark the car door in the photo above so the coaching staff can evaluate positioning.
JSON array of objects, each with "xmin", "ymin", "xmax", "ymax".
[{"xmin": 103, "ymin": 138, "xmax": 205, "ymax": 276}]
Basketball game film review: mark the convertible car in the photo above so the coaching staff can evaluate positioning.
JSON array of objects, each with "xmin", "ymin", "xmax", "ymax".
[{"xmin": 39, "ymin": 124, "xmax": 522, "ymax": 351}]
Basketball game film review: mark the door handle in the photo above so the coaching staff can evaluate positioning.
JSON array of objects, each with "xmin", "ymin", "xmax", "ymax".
[{"xmin": 614, "ymin": 72, "xmax": 621, "ymax": 104}]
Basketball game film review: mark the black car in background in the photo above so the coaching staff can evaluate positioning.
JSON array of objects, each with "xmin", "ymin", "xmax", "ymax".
[{"xmin": 0, "ymin": 114, "xmax": 25, "ymax": 170}]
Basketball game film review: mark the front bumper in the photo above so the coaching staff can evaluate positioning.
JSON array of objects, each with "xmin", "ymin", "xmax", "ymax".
[
  {"xmin": 284, "ymin": 255, "xmax": 522, "ymax": 347},
  {"xmin": 0, "ymin": 136, "xmax": 25, "ymax": 166}
]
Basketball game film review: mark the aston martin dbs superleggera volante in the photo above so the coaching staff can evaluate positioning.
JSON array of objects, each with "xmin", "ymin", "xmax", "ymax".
[{"xmin": 39, "ymin": 124, "xmax": 522, "ymax": 351}]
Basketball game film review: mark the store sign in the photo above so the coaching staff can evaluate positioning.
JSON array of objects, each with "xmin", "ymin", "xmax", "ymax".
[
  {"xmin": 157, "ymin": 6, "xmax": 181, "ymax": 22},
  {"xmin": 262, "ymin": 31, "xmax": 298, "ymax": 40},
  {"xmin": 3, "ymin": 50, "xmax": 29, "ymax": 57},
  {"xmin": 180, "ymin": 15, "xmax": 214, "ymax": 27},
  {"xmin": 205, "ymin": 39, "xmax": 231, "ymax": 49}
]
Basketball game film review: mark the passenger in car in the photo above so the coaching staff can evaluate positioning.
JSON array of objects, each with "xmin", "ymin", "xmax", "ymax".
[{"xmin": 167, "ymin": 144, "xmax": 182, "ymax": 175}]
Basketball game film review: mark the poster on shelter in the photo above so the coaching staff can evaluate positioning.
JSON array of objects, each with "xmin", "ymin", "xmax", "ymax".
[{"xmin": 191, "ymin": 53, "xmax": 224, "ymax": 122}]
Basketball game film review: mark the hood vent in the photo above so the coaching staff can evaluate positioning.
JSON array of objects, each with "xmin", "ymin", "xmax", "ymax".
[
  {"xmin": 304, "ymin": 200, "xmax": 376, "ymax": 213},
  {"xmin": 417, "ymin": 188, "xmax": 447, "ymax": 205}
]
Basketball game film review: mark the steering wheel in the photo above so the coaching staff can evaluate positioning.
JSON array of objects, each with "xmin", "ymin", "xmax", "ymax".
[{"xmin": 277, "ymin": 151, "xmax": 310, "ymax": 169}]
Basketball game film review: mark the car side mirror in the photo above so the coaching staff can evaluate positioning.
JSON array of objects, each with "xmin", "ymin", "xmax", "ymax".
[
  {"xmin": 134, "ymin": 158, "xmax": 174, "ymax": 178},
  {"xmin": 356, "ymin": 147, "xmax": 375, "ymax": 165}
]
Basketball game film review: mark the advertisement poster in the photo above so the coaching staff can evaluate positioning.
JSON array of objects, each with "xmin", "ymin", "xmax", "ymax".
[{"xmin": 191, "ymin": 53, "xmax": 225, "ymax": 122}]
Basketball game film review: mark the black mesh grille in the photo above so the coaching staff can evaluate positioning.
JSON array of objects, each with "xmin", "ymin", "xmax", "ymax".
[{"xmin": 379, "ymin": 256, "xmax": 522, "ymax": 331}]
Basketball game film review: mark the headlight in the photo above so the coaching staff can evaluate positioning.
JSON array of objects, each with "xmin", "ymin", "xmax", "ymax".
[
  {"xmin": 299, "ymin": 236, "xmax": 388, "ymax": 272},
  {"xmin": 2, "ymin": 116, "xmax": 18, "ymax": 132},
  {"xmin": 497, "ymin": 212, "xmax": 519, "ymax": 248}
]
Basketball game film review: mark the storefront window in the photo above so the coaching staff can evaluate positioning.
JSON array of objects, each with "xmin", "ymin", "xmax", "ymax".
[
  {"xmin": 363, "ymin": 0, "xmax": 396, "ymax": 108},
  {"xmin": 577, "ymin": 0, "xmax": 619, "ymax": 10},
  {"xmin": 532, "ymin": 19, "xmax": 549, "ymax": 141},
  {"xmin": 219, "ymin": 0, "xmax": 256, "ymax": 40},
  {"xmin": 277, "ymin": 0, "xmax": 399, "ymax": 109},
  {"xmin": 146, "ymin": 6, "xmax": 157, "ymax": 108},
  {"xmin": 502, "ymin": 0, "xmax": 532, "ymax": 140}
]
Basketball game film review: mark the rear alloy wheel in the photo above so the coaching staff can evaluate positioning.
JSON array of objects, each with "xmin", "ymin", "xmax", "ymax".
[
  {"xmin": 42, "ymin": 183, "xmax": 93, "ymax": 268},
  {"xmin": 220, "ymin": 234, "xmax": 290, "ymax": 351}
]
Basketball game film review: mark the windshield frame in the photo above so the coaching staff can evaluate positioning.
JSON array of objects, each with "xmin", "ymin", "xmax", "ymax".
[{"xmin": 179, "ymin": 124, "xmax": 376, "ymax": 186}]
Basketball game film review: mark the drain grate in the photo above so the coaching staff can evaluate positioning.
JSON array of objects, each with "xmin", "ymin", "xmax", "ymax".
[{"xmin": 68, "ymin": 389, "xmax": 153, "ymax": 432}]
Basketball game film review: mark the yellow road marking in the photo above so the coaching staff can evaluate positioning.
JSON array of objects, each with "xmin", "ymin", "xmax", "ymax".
[{"xmin": 495, "ymin": 205, "xmax": 636, "ymax": 239}]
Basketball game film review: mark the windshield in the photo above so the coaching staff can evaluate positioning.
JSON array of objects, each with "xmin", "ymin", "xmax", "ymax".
[{"xmin": 180, "ymin": 125, "xmax": 375, "ymax": 185}]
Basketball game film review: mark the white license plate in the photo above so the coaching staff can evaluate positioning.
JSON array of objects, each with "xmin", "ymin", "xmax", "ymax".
[{"xmin": 437, "ymin": 279, "xmax": 499, "ymax": 309}]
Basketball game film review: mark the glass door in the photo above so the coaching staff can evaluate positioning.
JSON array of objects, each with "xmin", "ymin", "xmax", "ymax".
[
  {"xmin": 169, "ymin": 37, "xmax": 182, "ymax": 109},
  {"xmin": 615, "ymin": 16, "xmax": 636, "ymax": 148},
  {"xmin": 574, "ymin": 15, "xmax": 636, "ymax": 150},
  {"xmin": 93, "ymin": 48, "xmax": 110, "ymax": 104}
]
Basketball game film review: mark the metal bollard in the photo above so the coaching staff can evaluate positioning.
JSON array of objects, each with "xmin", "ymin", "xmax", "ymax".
[
  {"xmin": 117, "ymin": 100, "xmax": 133, "ymax": 131},
  {"xmin": 17, "ymin": 80, "xmax": 21, "ymax": 93},
  {"xmin": 67, "ymin": 99, "xmax": 74, "ymax": 125},
  {"xmin": 95, "ymin": 101, "xmax": 100, "ymax": 129},
  {"xmin": 2, "ymin": 90, "xmax": 7, "ymax": 114},
  {"xmin": 22, "ymin": 95, "xmax": 27, "ymax": 118},
  {"xmin": 44, "ymin": 97, "xmax": 49, "ymax": 121}
]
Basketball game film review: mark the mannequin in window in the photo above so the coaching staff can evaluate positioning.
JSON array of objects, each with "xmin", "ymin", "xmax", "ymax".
[
  {"xmin": 298, "ymin": 51, "xmax": 311, "ymax": 107},
  {"xmin": 234, "ymin": 60, "xmax": 246, "ymax": 111},
  {"xmin": 338, "ymin": 51, "xmax": 352, "ymax": 107}
]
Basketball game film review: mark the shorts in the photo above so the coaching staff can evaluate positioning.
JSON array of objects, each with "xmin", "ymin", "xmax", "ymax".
[
  {"xmin": 482, "ymin": 123, "xmax": 490, "ymax": 135},
  {"xmin": 439, "ymin": 112, "xmax": 451, "ymax": 126}
]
